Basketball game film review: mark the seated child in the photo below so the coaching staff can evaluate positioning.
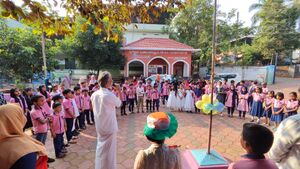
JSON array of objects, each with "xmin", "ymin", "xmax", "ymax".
[{"xmin": 228, "ymin": 123, "xmax": 278, "ymax": 169}]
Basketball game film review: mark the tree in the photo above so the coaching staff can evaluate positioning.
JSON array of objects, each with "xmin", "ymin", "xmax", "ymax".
[
  {"xmin": 0, "ymin": 0, "xmax": 184, "ymax": 39},
  {"xmin": 0, "ymin": 19, "xmax": 58, "ymax": 81},
  {"xmin": 58, "ymin": 18, "xmax": 124, "ymax": 75},
  {"xmin": 250, "ymin": 0, "xmax": 300, "ymax": 61}
]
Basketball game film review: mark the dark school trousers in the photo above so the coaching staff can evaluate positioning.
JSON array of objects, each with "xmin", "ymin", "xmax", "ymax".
[
  {"xmin": 53, "ymin": 133, "xmax": 64, "ymax": 156},
  {"xmin": 153, "ymin": 99, "xmax": 160, "ymax": 111},
  {"xmin": 65, "ymin": 118, "xmax": 74, "ymax": 141}
]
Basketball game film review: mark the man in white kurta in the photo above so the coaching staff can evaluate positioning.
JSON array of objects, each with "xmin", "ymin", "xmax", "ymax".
[{"xmin": 91, "ymin": 72, "xmax": 121, "ymax": 169}]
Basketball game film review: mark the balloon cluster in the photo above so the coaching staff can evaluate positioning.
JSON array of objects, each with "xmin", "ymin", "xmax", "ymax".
[{"xmin": 195, "ymin": 94, "xmax": 225, "ymax": 115}]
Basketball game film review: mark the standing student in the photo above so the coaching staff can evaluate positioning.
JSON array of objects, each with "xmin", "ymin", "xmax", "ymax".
[
  {"xmin": 162, "ymin": 81, "xmax": 169, "ymax": 105},
  {"xmin": 250, "ymin": 87, "xmax": 265, "ymax": 124},
  {"xmin": 225, "ymin": 85, "xmax": 238, "ymax": 117},
  {"xmin": 38, "ymin": 85, "xmax": 52, "ymax": 116},
  {"xmin": 30, "ymin": 95, "xmax": 55, "ymax": 163},
  {"xmin": 194, "ymin": 85, "xmax": 202, "ymax": 113},
  {"xmin": 176, "ymin": 85, "xmax": 185, "ymax": 112},
  {"xmin": 23, "ymin": 88, "xmax": 34, "ymax": 130},
  {"xmin": 152, "ymin": 85, "xmax": 160, "ymax": 112},
  {"xmin": 120, "ymin": 87, "xmax": 128, "ymax": 116},
  {"xmin": 136, "ymin": 82, "xmax": 145, "ymax": 113},
  {"xmin": 285, "ymin": 92, "xmax": 299, "ymax": 117},
  {"xmin": 50, "ymin": 102, "xmax": 67, "ymax": 158},
  {"xmin": 248, "ymin": 81, "xmax": 258, "ymax": 111},
  {"xmin": 236, "ymin": 80, "xmax": 245, "ymax": 94},
  {"xmin": 145, "ymin": 85, "xmax": 153, "ymax": 112},
  {"xmin": 263, "ymin": 91, "xmax": 275, "ymax": 126},
  {"xmin": 10, "ymin": 88, "xmax": 28, "ymax": 113},
  {"xmin": 81, "ymin": 89, "xmax": 90, "ymax": 127},
  {"xmin": 237, "ymin": 86, "xmax": 249, "ymax": 119},
  {"xmin": 184, "ymin": 86, "xmax": 194, "ymax": 113},
  {"xmin": 127, "ymin": 84, "xmax": 136, "ymax": 114},
  {"xmin": 52, "ymin": 95, "xmax": 64, "ymax": 117},
  {"xmin": 262, "ymin": 83, "xmax": 269, "ymax": 95},
  {"xmin": 271, "ymin": 92, "xmax": 285, "ymax": 128},
  {"xmin": 167, "ymin": 85, "xmax": 176, "ymax": 110},
  {"xmin": 62, "ymin": 89, "xmax": 77, "ymax": 144},
  {"xmin": 74, "ymin": 86, "xmax": 85, "ymax": 130},
  {"xmin": 50, "ymin": 84, "xmax": 61, "ymax": 97}
]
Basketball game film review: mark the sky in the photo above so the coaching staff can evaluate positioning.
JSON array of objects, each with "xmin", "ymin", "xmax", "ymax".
[{"xmin": 13, "ymin": 0, "xmax": 258, "ymax": 27}]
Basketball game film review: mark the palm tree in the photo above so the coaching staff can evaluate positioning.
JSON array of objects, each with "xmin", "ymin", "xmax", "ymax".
[{"xmin": 248, "ymin": 0, "xmax": 266, "ymax": 25}]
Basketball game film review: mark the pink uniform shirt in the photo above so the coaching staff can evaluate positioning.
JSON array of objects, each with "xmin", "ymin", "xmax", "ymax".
[
  {"xmin": 30, "ymin": 107, "xmax": 48, "ymax": 134},
  {"xmin": 51, "ymin": 112, "xmax": 65, "ymax": 134},
  {"xmin": 38, "ymin": 92, "xmax": 52, "ymax": 116},
  {"xmin": 120, "ymin": 91, "xmax": 127, "ymax": 102},
  {"xmin": 162, "ymin": 84, "xmax": 169, "ymax": 96},
  {"xmin": 252, "ymin": 93, "xmax": 265, "ymax": 102},
  {"xmin": 286, "ymin": 100, "xmax": 299, "ymax": 109},
  {"xmin": 63, "ymin": 99, "xmax": 74, "ymax": 118},
  {"xmin": 262, "ymin": 87, "xmax": 269, "ymax": 94},
  {"xmin": 273, "ymin": 99, "xmax": 285, "ymax": 109},
  {"xmin": 265, "ymin": 97, "xmax": 275, "ymax": 106},
  {"xmin": 229, "ymin": 157, "xmax": 278, "ymax": 169},
  {"xmin": 9, "ymin": 97, "xmax": 28, "ymax": 110},
  {"xmin": 237, "ymin": 93, "xmax": 249, "ymax": 112},
  {"xmin": 82, "ymin": 95, "xmax": 91, "ymax": 110},
  {"xmin": 152, "ymin": 89, "xmax": 160, "ymax": 100},
  {"xmin": 74, "ymin": 94, "xmax": 83, "ymax": 110},
  {"xmin": 127, "ymin": 88, "xmax": 135, "ymax": 99},
  {"xmin": 146, "ymin": 89, "xmax": 152, "ymax": 100}
]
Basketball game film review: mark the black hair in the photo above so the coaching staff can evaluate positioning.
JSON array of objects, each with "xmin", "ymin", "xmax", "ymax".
[
  {"xmin": 94, "ymin": 82, "xmax": 99, "ymax": 85},
  {"xmin": 63, "ymin": 89, "xmax": 72, "ymax": 95},
  {"xmin": 23, "ymin": 87, "xmax": 33, "ymax": 96},
  {"xmin": 38, "ymin": 85, "xmax": 49, "ymax": 98},
  {"xmin": 230, "ymin": 80, "xmax": 235, "ymax": 84},
  {"xmin": 52, "ymin": 102, "xmax": 62, "ymax": 109},
  {"xmin": 276, "ymin": 92, "xmax": 284, "ymax": 99},
  {"xmin": 241, "ymin": 86, "xmax": 248, "ymax": 95},
  {"xmin": 52, "ymin": 95, "xmax": 63, "ymax": 102},
  {"xmin": 268, "ymin": 91, "xmax": 275, "ymax": 97},
  {"xmin": 10, "ymin": 88, "xmax": 18, "ymax": 98},
  {"xmin": 31, "ymin": 95, "xmax": 44, "ymax": 103},
  {"xmin": 74, "ymin": 86, "xmax": 81, "ymax": 91},
  {"xmin": 240, "ymin": 80, "xmax": 245, "ymax": 84},
  {"xmin": 242, "ymin": 123, "xmax": 274, "ymax": 155},
  {"xmin": 256, "ymin": 87, "xmax": 262, "ymax": 94},
  {"xmin": 80, "ymin": 81, "xmax": 86, "ymax": 85},
  {"xmin": 253, "ymin": 81, "xmax": 258, "ymax": 85},
  {"xmin": 146, "ymin": 136, "xmax": 165, "ymax": 145},
  {"xmin": 289, "ymin": 92, "xmax": 297, "ymax": 98},
  {"xmin": 82, "ymin": 89, "xmax": 89, "ymax": 92}
]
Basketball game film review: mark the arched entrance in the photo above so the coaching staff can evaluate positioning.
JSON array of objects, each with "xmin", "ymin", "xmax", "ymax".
[
  {"xmin": 147, "ymin": 57, "xmax": 170, "ymax": 76},
  {"xmin": 127, "ymin": 60, "xmax": 145, "ymax": 77},
  {"xmin": 172, "ymin": 60, "xmax": 189, "ymax": 78}
]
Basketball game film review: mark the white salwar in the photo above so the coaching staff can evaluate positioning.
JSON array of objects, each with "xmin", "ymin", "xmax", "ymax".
[{"xmin": 91, "ymin": 88, "xmax": 122, "ymax": 169}]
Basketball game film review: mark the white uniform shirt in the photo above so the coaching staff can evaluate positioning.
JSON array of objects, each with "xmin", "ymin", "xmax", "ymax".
[
  {"xmin": 136, "ymin": 86, "xmax": 145, "ymax": 97},
  {"xmin": 91, "ymin": 88, "xmax": 121, "ymax": 136}
]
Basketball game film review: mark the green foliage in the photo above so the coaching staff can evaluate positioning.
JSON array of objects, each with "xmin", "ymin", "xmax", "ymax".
[
  {"xmin": 251, "ymin": 0, "xmax": 300, "ymax": 59},
  {"xmin": 237, "ymin": 44, "xmax": 262, "ymax": 66},
  {"xmin": 58, "ymin": 18, "xmax": 124, "ymax": 74},
  {"xmin": 0, "ymin": 19, "xmax": 58, "ymax": 81}
]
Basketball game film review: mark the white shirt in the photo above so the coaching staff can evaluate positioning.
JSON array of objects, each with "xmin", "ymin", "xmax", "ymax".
[
  {"xmin": 136, "ymin": 86, "xmax": 145, "ymax": 97},
  {"xmin": 91, "ymin": 88, "xmax": 121, "ymax": 136},
  {"xmin": 268, "ymin": 114, "xmax": 300, "ymax": 169}
]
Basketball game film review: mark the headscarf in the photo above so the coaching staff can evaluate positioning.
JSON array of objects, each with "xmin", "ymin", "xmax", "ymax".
[{"xmin": 0, "ymin": 104, "xmax": 47, "ymax": 169}]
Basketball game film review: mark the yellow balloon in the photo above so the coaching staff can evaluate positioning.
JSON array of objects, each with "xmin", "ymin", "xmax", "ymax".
[
  {"xmin": 196, "ymin": 100, "xmax": 202, "ymax": 109},
  {"xmin": 202, "ymin": 94, "xmax": 210, "ymax": 103},
  {"xmin": 213, "ymin": 99, "xmax": 219, "ymax": 104}
]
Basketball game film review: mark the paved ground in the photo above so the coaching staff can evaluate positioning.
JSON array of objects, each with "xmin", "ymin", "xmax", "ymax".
[{"xmin": 44, "ymin": 77, "xmax": 299, "ymax": 169}]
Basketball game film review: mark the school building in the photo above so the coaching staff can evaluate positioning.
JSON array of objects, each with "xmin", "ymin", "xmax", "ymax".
[{"xmin": 121, "ymin": 37, "xmax": 198, "ymax": 78}]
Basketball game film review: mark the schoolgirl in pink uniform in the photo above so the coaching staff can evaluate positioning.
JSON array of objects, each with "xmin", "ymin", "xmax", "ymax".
[
  {"xmin": 262, "ymin": 83, "xmax": 269, "ymax": 95},
  {"xmin": 271, "ymin": 92, "xmax": 285, "ymax": 127},
  {"xmin": 127, "ymin": 84, "xmax": 136, "ymax": 113},
  {"xmin": 225, "ymin": 85, "xmax": 238, "ymax": 117},
  {"xmin": 237, "ymin": 86, "xmax": 249, "ymax": 119},
  {"xmin": 120, "ymin": 87, "xmax": 128, "ymax": 116},
  {"xmin": 152, "ymin": 85, "xmax": 160, "ymax": 111},
  {"xmin": 82, "ymin": 89, "xmax": 93, "ymax": 124},
  {"xmin": 9, "ymin": 88, "xmax": 28, "ymax": 113},
  {"xmin": 145, "ymin": 85, "xmax": 153, "ymax": 112},
  {"xmin": 38, "ymin": 85, "xmax": 52, "ymax": 115},
  {"xmin": 285, "ymin": 92, "xmax": 299, "ymax": 117},
  {"xmin": 263, "ymin": 91, "xmax": 275, "ymax": 126},
  {"xmin": 250, "ymin": 87, "xmax": 265, "ymax": 123}
]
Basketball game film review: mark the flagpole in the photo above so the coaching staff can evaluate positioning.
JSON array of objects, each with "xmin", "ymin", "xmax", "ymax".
[{"xmin": 207, "ymin": 0, "xmax": 217, "ymax": 154}]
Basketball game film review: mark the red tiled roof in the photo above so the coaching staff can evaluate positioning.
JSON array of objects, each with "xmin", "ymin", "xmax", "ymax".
[{"xmin": 122, "ymin": 38, "xmax": 196, "ymax": 51}]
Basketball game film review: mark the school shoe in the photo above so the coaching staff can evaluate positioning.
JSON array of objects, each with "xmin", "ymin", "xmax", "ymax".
[
  {"xmin": 124, "ymin": 113, "xmax": 128, "ymax": 116},
  {"xmin": 47, "ymin": 157, "xmax": 55, "ymax": 163},
  {"xmin": 64, "ymin": 144, "xmax": 70, "ymax": 147},
  {"xmin": 68, "ymin": 140, "xmax": 77, "ymax": 144},
  {"xmin": 62, "ymin": 148, "xmax": 68, "ymax": 153},
  {"xmin": 56, "ymin": 153, "xmax": 66, "ymax": 159}
]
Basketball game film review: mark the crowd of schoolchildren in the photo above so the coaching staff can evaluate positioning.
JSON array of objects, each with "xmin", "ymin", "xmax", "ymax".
[
  {"xmin": 1, "ymin": 79, "xmax": 98, "ymax": 163},
  {"xmin": 117, "ymin": 76, "xmax": 299, "ymax": 129}
]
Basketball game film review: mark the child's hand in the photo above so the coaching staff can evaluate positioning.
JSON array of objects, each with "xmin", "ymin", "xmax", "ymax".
[{"xmin": 51, "ymin": 133, "xmax": 56, "ymax": 138}]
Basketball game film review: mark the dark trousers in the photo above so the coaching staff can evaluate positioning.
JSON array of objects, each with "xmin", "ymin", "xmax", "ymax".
[
  {"xmin": 121, "ymin": 101, "xmax": 126, "ymax": 115},
  {"xmin": 162, "ymin": 95, "xmax": 168, "ymax": 105},
  {"xmin": 65, "ymin": 118, "xmax": 74, "ymax": 141},
  {"xmin": 227, "ymin": 107, "xmax": 235, "ymax": 116},
  {"xmin": 78, "ymin": 112, "xmax": 85, "ymax": 128},
  {"xmin": 84, "ymin": 109, "xmax": 94, "ymax": 124},
  {"xmin": 53, "ymin": 133, "xmax": 64, "ymax": 156},
  {"xmin": 146, "ymin": 99, "xmax": 152, "ymax": 111},
  {"xmin": 195, "ymin": 105, "xmax": 200, "ymax": 113},
  {"xmin": 135, "ymin": 94, "xmax": 138, "ymax": 105},
  {"xmin": 75, "ymin": 116, "xmax": 80, "ymax": 130},
  {"xmin": 36, "ymin": 133, "xmax": 47, "ymax": 145},
  {"xmin": 153, "ymin": 99, "xmax": 159, "ymax": 111},
  {"xmin": 128, "ymin": 98, "xmax": 135, "ymax": 112},
  {"xmin": 239, "ymin": 111, "xmax": 246, "ymax": 118}
]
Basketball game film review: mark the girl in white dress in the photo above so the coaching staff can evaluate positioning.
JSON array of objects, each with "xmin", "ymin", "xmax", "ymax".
[
  {"xmin": 184, "ymin": 86, "xmax": 194, "ymax": 113},
  {"xmin": 176, "ymin": 85, "xmax": 185, "ymax": 111},
  {"xmin": 167, "ymin": 85, "xmax": 177, "ymax": 110}
]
